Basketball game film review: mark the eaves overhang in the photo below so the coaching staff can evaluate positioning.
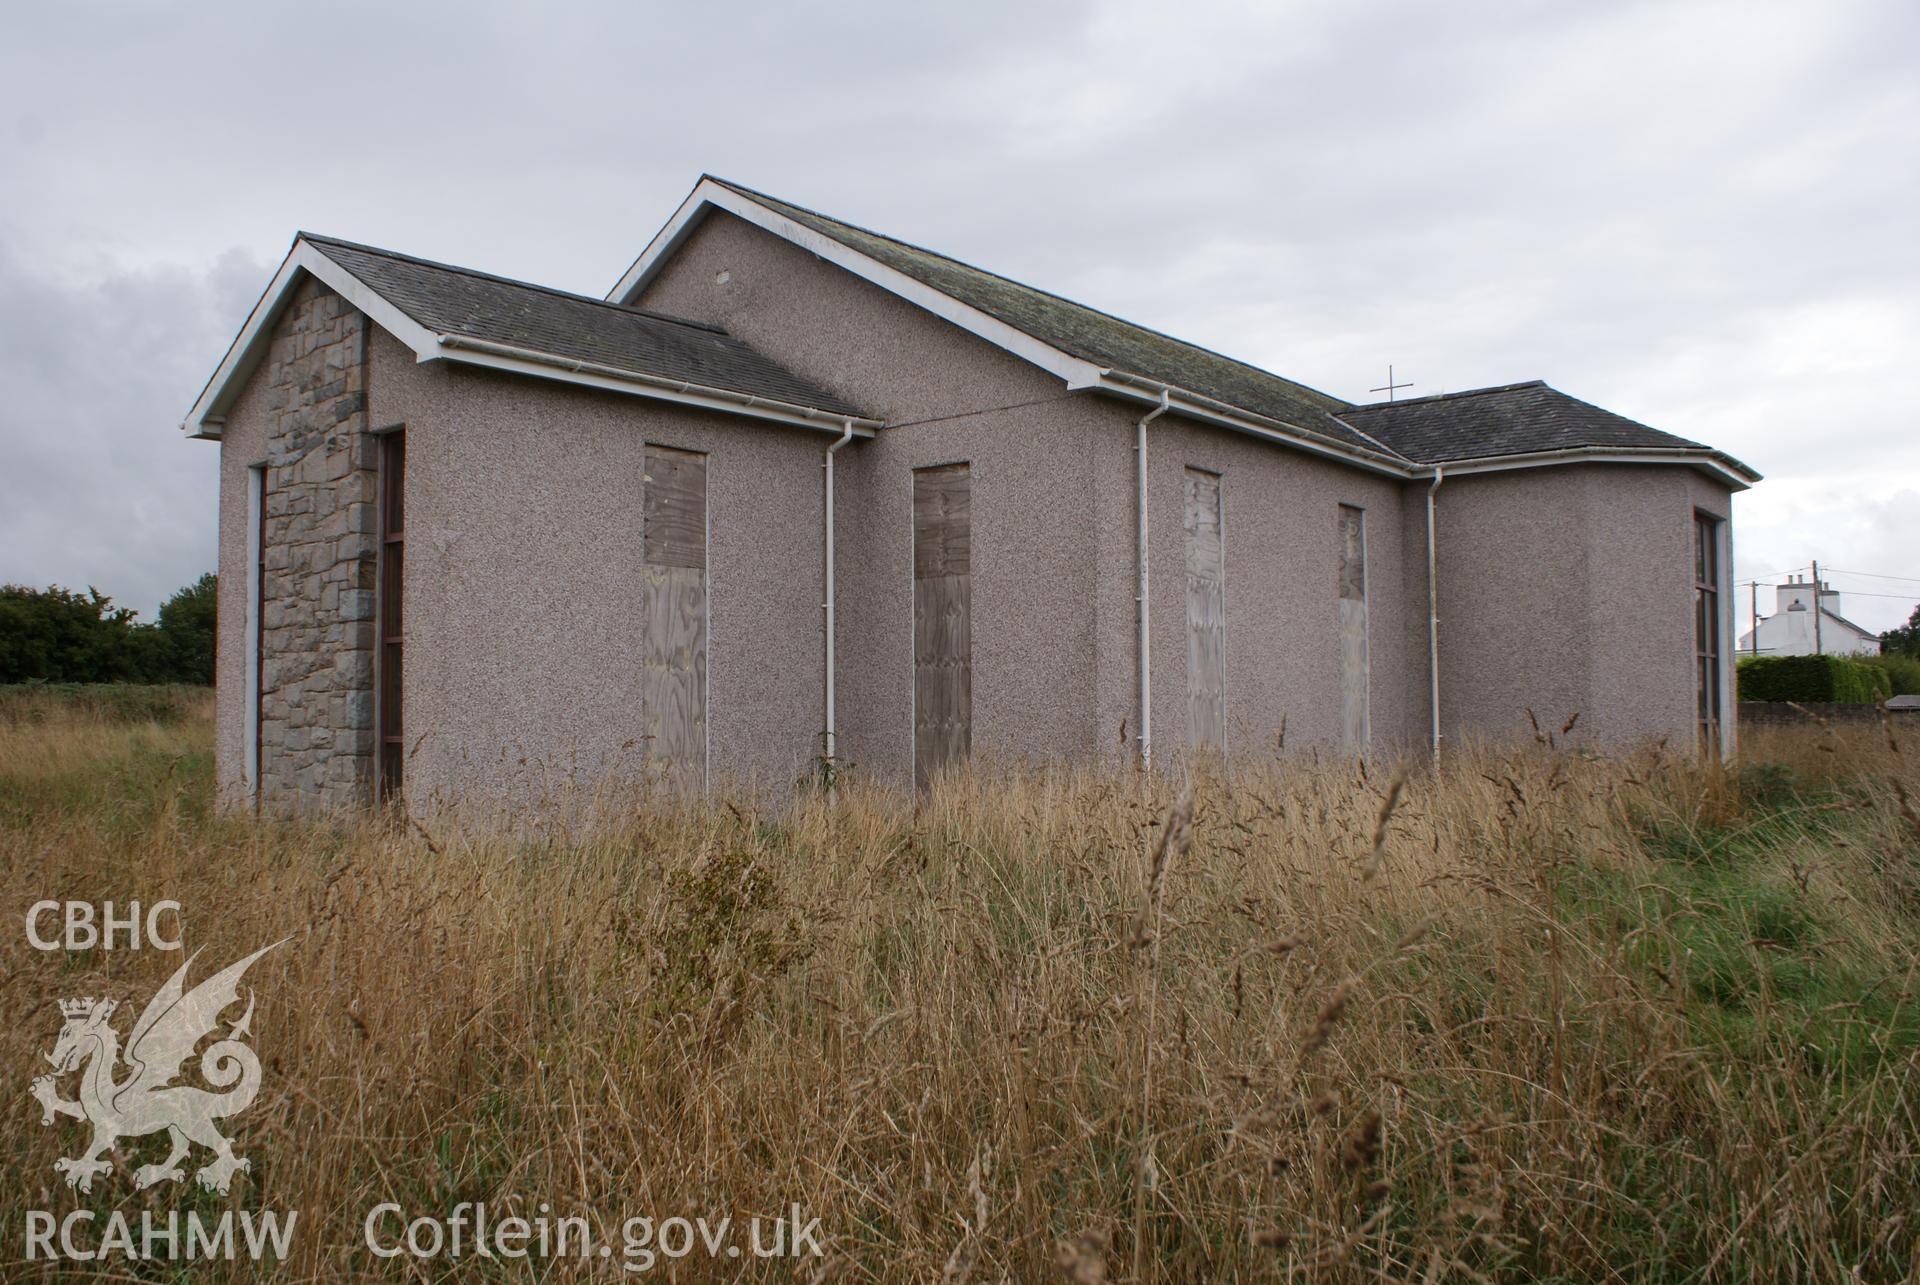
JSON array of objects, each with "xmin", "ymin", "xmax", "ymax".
[
  {"xmin": 612, "ymin": 180, "xmax": 1757, "ymax": 488},
  {"xmin": 182, "ymin": 238, "xmax": 881, "ymax": 441},
  {"xmin": 1425, "ymin": 444, "xmax": 1761, "ymax": 491}
]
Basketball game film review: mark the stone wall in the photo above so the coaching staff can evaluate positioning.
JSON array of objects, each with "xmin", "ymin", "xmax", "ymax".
[
  {"xmin": 258, "ymin": 278, "xmax": 377, "ymax": 812},
  {"xmin": 1738, "ymin": 701, "xmax": 1911, "ymax": 728}
]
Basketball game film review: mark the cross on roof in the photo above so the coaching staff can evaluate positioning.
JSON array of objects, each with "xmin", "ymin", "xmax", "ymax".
[{"xmin": 1369, "ymin": 365, "xmax": 1413, "ymax": 402}]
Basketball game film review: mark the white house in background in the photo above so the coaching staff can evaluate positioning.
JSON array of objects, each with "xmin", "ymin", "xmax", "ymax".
[{"xmin": 1738, "ymin": 576, "xmax": 1881, "ymax": 657}]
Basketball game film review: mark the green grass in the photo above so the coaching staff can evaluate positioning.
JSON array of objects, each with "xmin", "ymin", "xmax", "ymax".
[
  {"xmin": 1574, "ymin": 764, "xmax": 1920, "ymax": 1085},
  {"xmin": 0, "ymin": 680, "xmax": 211, "ymax": 724},
  {"xmin": 5, "ymin": 707, "xmax": 1919, "ymax": 1280}
]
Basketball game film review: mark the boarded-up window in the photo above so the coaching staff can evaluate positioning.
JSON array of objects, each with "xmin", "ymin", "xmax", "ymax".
[
  {"xmin": 1185, "ymin": 468, "xmax": 1226, "ymax": 752},
  {"xmin": 641, "ymin": 445, "xmax": 709, "ymax": 790},
  {"xmin": 1694, "ymin": 512, "xmax": 1722, "ymax": 757},
  {"xmin": 914, "ymin": 463, "xmax": 971, "ymax": 788},
  {"xmin": 377, "ymin": 432, "xmax": 405, "ymax": 802},
  {"xmin": 1337, "ymin": 505, "xmax": 1370, "ymax": 753}
]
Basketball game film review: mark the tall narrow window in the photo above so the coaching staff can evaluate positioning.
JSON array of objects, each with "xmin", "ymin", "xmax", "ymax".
[
  {"xmin": 1185, "ymin": 467, "xmax": 1226, "ymax": 752},
  {"xmin": 378, "ymin": 432, "xmax": 405, "ymax": 802},
  {"xmin": 641, "ymin": 444, "xmax": 709, "ymax": 791},
  {"xmin": 1694, "ymin": 513, "xmax": 1723, "ymax": 757},
  {"xmin": 913, "ymin": 462, "xmax": 972, "ymax": 788},
  {"xmin": 1338, "ymin": 504, "xmax": 1370, "ymax": 753},
  {"xmin": 247, "ymin": 464, "xmax": 265, "ymax": 803}
]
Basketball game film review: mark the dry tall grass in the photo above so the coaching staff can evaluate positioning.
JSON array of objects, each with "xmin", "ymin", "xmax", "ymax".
[{"xmin": 3, "ymin": 694, "xmax": 1919, "ymax": 1281}]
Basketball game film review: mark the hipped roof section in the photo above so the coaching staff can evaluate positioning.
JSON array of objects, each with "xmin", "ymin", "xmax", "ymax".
[
  {"xmin": 1344, "ymin": 380, "xmax": 1758, "ymax": 480},
  {"xmin": 608, "ymin": 176, "xmax": 1757, "ymax": 487},
  {"xmin": 182, "ymin": 234, "xmax": 876, "ymax": 439}
]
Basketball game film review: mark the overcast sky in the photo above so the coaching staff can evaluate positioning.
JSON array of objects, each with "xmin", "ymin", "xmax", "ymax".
[{"xmin": 2, "ymin": 0, "xmax": 1914, "ymax": 631}]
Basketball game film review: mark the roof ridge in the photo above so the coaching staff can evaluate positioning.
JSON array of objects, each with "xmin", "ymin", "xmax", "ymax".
[
  {"xmin": 299, "ymin": 232, "xmax": 728, "ymax": 334},
  {"xmin": 704, "ymin": 177, "xmax": 1358, "ymax": 415},
  {"xmin": 1349, "ymin": 380, "xmax": 1548, "ymax": 412}
]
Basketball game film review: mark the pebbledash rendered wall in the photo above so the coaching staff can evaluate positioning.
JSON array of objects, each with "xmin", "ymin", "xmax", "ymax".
[
  {"xmin": 637, "ymin": 209, "xmax": 1435, "ymax": 772},
  {"xmin": 214, "ymin": 277, "xmax": 379, "ymax": 812},
  {"xmin": 214, "ymin": 223, "xmax": 1738, "ymax": 815},
  {"xmin": 1136, "ymin": 416, "xmax": 1427, "ymax": 756},
  {"xmin": 639, "ymin": 209, "xmax": 1136, "ymax": 776},
  {"xmin": 364, "ymin": 327, "xmax": 835, "ymax": 815},
  {"xmin": 216, "ymin": 285, "xmax": 839, "ymax": 817},
  {"xmin": 1431, "ymin": 463, "xmax": 1734, "ymax": 751},
  {"xmin": 639, "ymin": 209, "xmax": 1739, "ymax": 766}
]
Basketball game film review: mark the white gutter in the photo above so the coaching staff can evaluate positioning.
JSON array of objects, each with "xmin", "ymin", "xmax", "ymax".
[
  {"xmin": 822, "ymin": 418, "xmax": 855, "ymax": 771},
  {"xmin": 1426, "ymin": 465, "xmax": 1444, "ymax": 757},
  {"xmin": 1135, "ymin": 388, "xmax": 1170, "ymax": 768},
  {"xmin": 1432, "ymin": 444, "xmax": 1758, "ymax": 490},
  {"xmin": 1100, "ymin": 372, "xmax": 1761, "ymax": 490},
  {"xmin": 1098, "ymin": 370, "xmax": 1417, "ymax": 478},
  {"xmin": 433, "ymin": 335, "xmax": 883, "ymax": 438}
]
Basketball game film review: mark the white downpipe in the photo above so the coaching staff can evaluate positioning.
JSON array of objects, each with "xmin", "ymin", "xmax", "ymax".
[
  {"xmin": 1426, "ymin": 465, "xmax": 1445, "ymax": 757},
  {"xmin": 1136, "ymin": 388, "xmax": 1171, "ymax": 768},
  {"xmin": 823, "ymin": 418, "xmax": 855, "ymax": 768}
]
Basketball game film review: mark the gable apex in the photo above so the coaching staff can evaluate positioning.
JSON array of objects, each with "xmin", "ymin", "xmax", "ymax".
[
  {"xmin": 610, "ymin": 176, "xmax": 1115, "ymax": 393},
  {"xmin": 610, "ymin": 177, "xmax": 1757, "ymax": 488},
  {"xmin": 611, "ymin": 177, "xmax": 1420, "ymax": 475},
  {"xmin": 182, "ymin": 233, "xmax": 879, "ymax": 440},
  {"xmin": 181, "ymin": 237, "xmax": 437, "ymax": 438}
]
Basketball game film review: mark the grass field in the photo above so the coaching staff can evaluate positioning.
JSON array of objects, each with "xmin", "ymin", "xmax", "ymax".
[{"xmin": 3, "ymin": 688, "xmax": 1919, "ymax": 1281}]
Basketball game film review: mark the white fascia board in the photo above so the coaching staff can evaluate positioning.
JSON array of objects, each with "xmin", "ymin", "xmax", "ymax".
[
  {"xmin": 181, "ymin": 240, "xmax": 440, "ymax": 439},
  {"xmin": 605, "ymin": 190, "xmax": 1412, "ymax": 477},
  {"xmin": 606, "ymin": 179, "xmax": 1109, "ymax": 392},
  {"xmin": 1095, "ymin": 373, "xmax": 1419, "ymax": 479},
  {"xmin": 186, "ymin": 237, "xmax": 876, "ymax": 441},
  {"xmin": 1435, "ymin": 447, "xmax": 1759, "ymax": 490},
  {"xmin": 606, "ymin": 181, "xmax": 712, "ymax": 304}
]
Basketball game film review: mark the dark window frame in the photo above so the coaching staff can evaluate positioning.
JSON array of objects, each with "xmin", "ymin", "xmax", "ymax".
[
  {"xmin": 1693, "ymin": 510, "xmax": 1723, "ymax": 757},
  {"xmin": 254, "ymin": 465, "xmax": 267, "ymax": 808},
  {"xmin": 377, "ymin": 430, "xmax": 405, "ymax": 803}
]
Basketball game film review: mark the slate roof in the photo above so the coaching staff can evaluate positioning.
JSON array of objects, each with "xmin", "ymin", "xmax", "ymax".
[
  {"xmin": 302, "ymin": 233, "xmax": 865, "ymax": 418},
  {"xmin": 704, "ymin": 179, "xmax": 1396, "ymax": 460},
  {"xmin": 1339, "ymin": 381, "xmax": 1745, "ymax": 469}
]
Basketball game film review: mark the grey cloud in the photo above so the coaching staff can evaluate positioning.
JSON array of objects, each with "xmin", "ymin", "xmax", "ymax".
[
  {"xmin": 0, "ymin": 0, "xmax": 1912, "ymax": 628},
  {"xmin": 0, "ymin": 243, "xmax": 264, "ymax": 616}
]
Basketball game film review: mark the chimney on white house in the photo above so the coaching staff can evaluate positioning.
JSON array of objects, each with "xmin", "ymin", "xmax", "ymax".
[{"xmin": 1775, "ymin": 574, "xmax": 1843, "ymax": 618}]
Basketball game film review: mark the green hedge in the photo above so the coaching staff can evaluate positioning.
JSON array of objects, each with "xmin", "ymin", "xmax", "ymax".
[
  {"xmin": 1737, "ymin": 654, "xmax": 1895, "ymax": 704},
  {"xmin": 1861, "ymin": 653, "xmax": 1920, "ymax": 696}
]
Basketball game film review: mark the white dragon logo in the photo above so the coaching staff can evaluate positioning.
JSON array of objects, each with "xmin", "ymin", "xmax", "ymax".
[{"xmin": 29, "ymin": 941, "xmax": 283, "ymax": 1195}]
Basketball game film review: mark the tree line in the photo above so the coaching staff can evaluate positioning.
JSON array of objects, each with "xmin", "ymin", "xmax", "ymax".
[
  {"xmin": 0, "ymin": 575, "xmax": 216, "ymax": 685},
  {"xmin": 0, "ymin": 574, "xmax": 1909, "ymax": 691},
  {"xmin": 1882, "ymin": 604, "xmax": 1920, "ymax": 658}
]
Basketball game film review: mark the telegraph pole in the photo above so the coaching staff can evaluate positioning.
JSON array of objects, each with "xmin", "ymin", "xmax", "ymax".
[
  {"xmin": 1750, "ymin": 581, "xmax": 1759, "ymax": 655},
  {"xmin": 1811, "ymin": 559, "xmax": 1823, "ymax": 655}
]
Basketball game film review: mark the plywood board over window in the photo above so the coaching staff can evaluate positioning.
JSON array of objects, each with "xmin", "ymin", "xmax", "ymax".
[
  {"xmin": 1185, "ymin": 468, "xmax": 1226, "ymax": 752},
  {"xmin": 641, "ymin": 445, "xmax": 709, "ymax": 791},
  {"xmin": 914, "ymin": 463, "xmax": 971, "ymax": 788},
  {"xmin": 1338, "ymin": 504, "xmax": 1370, "ymax": 753}
]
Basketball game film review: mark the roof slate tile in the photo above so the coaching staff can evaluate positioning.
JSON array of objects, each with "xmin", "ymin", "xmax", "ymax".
[
  {"xmin": 1339, "ymin": 381, "xmax": 1737, "ymax": 466},
  {"xmin": 705, "ymin": 179, "xmax": 1396, "ymax": 459},
  {"xmin": 303, "ymin": 233, "xmax": 865, "ymax": 418}
]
